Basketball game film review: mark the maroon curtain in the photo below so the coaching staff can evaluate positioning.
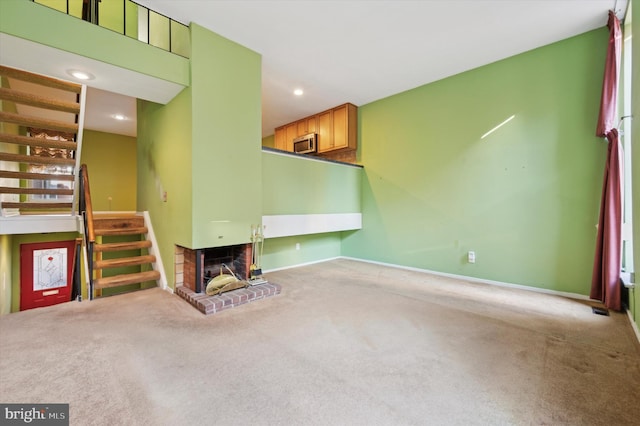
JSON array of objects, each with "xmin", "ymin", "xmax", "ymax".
[
  {"xmin": 591, "ymin": 129, "xmax": 622, "ymax": 310},
  {"xmin": 591, "ymin": 11, "xmax": 623, "ymax": 311},
  {"xmin": 595, "ymin": 11, "xmax": 622, "ymax": 137}
]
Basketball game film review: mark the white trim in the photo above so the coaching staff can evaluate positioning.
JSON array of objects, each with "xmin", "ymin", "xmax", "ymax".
[
  {"xmin": 263, "ymin": 256, "xmax": 341, "ymax": 273},
  {"xmin": 262, "ymin": 213, "xmax": 361, "ymax": 238},
  {"xmin": 265, "ymin": 255, "xmax": 592, "ymax": 302},
  {"xmin": 342, "ymin": 256, "xmax": 592, "ymax": 301},
  {"xmin": 0, "ymin": 214, "xmax": 82, "ymax": 235},
  {"xmin": 143, "ymin": 211, "xmax": 169, "ymax": 291}
]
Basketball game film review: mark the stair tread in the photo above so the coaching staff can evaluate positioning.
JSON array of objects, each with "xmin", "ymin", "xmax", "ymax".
[
  {"xmin": 95, "ymin": 255, "xmax": 156, "ymax": 269},
  {"xmin": 95, "ymin": 226, "xmax": 148, "ymax": 236},
  {"xmin": 94, "ymin": 270, "xmax": 160, "ymax": 289},
  {"xmin": 2, "ymin": 201, "xmax": 73, "ymax": 209},
  {"xmin": 0, "ymin": 186, "xmax": 74, "ymax": 196},
  {"xmin": 94, "ymin": 240, "xmax": 152, "ymax": 252}
]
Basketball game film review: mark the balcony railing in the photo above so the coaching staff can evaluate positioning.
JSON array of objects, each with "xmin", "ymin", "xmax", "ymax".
[{"xmin": 31, "ymin": 0, "xmax": 190, "ymax": 58}]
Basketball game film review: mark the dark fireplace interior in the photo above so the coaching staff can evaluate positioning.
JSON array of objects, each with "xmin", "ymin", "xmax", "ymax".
[
  {"xmin": 178, "ymin": 244, "xmax": 251, "ymax": 293},
  {"xmin": 203, "ymin": 245, "xmax": 251, "ymax": 285}
]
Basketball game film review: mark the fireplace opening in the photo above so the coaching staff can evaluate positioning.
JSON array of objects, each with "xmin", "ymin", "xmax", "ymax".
[
  {"xmin": 203, "ymin": 245, "xmax": 251, "ymax": 286},
  {"xmin": 176, "ymin": 244, "xmax": 251, "ymax": 293},
  {"xmin": 175, "ymin": 244, "xmax": 281, "ymax": 315}
]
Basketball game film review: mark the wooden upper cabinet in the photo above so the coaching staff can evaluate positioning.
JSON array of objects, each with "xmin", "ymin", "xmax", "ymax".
[
  {"xmin": 317, "ymin": 110, "xmax": 333, "ymax": 152},
  {"xmin": 332, "ymin": 104, "xmax": 348, "ymax": 150},
  {"xmin": 306, "ymin": 116, "xmax": 318, "ymax": 134},
  {"xmin": 297, "ymin": 120, "xmax": 307, "ymax": 136},
  {"xmin": 273, "ymin": 103, "xmax": 357, "ymax": 153},
  {"xmin": 285, "ymin": 123, "xmax": 297, "ymax": 152},
  {"xmin": 274, "ymin": 127, "xmax": 287, "ymax": 151},
  {"xmin": 318, "ymin": 103, "xmax": 357, "ymax": 153}
]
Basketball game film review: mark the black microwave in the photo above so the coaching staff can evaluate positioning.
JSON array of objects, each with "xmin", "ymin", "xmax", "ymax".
[{"xmin": 293, "ymin": 133, "xmax": 317, "ymax": 154}]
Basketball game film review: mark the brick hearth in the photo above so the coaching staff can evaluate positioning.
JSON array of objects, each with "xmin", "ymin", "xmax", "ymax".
[{"xmin": 175, "ymin": 283, "xmax": 281, "ymax": 315}]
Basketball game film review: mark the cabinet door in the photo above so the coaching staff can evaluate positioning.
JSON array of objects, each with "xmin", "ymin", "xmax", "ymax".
[
  {"xmin": 285, "ymin": 123, "xmax": 297, "ymax": 151},
  {"xmin": 274, "ymin": 127, "xmax": 287, "ymax": 151},
  {"xmin": 317, "ymin": 110, "xmax": 333, "ymax": 152},
  {"xmin": 306, "ymin": 116, "xmax": 318, "ymax": 134},
  {"xmin": 332, "ymin": 105, "xmax": 348, "ymax": 150},
  {"xmin": 297, "ymin": 120, "xmax": 307, "ymax": 136}
]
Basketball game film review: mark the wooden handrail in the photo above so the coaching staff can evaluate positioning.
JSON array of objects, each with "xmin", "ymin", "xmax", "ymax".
[{"xmin": 80, "ymin": 164, "xmax": 95, "ymax": 243}]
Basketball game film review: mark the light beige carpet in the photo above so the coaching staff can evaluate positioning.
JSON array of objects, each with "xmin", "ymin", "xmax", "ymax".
[{"xmin": 1, "ymin": 258, "xmax": 639, "ymax": 425}]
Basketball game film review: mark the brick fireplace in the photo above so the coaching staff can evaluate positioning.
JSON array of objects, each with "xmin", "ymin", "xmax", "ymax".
[
  {"xmin": 177, "ymin": 244, "xmax": 252, "ymax": 293},
  {"xmin": 175, "ymin": 244, "xmax": 281, "ymax": 315}
]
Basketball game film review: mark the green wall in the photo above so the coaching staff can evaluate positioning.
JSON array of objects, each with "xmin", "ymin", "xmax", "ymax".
[
  {"xmin": 189, "ymin": 23, "xmax": 262, "ymax": 249},
  {"xmin": 0, "ymin": 234, "xmax": 11, "ymax": 315},
  {"xmin": 262, "ymin": 134, "xmax": 275, "ymax": 148},
  {"xmin": 261, "ymin": 151, "xmax": 362, "ymax": 215},
  {"xmin": 137, "ymin": 87, "xmax": 193, "ymax": 290},
  {"xmin": 0, "ymin": 0, "xmax": 188, "ymax": 87},
  {"xmin": 81, "ymin": 130, "xmax": 137, "ymax": 211},
  {"xmin": 260, "ymin": 151, "xmax": 362, "ymax": 272},
  {"xmin": 342, "ymin": 29, "xmax": 608, "ymax": 295},
  {"xmin": 137, "ymin": 24, "xmax": 261, "ymax": 288},
  {"xmin": 263, "ymin": 233, "xmax": 342, "ymax": 272}
]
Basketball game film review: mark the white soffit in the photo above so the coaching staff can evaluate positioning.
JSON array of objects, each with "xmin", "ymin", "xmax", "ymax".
[{"xmin": 0, "ymin": 33, "xmax": 184, "ymax": 105}]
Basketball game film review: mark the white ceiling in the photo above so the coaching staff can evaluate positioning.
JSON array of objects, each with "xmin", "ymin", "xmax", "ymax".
[
  {"xmin": 2, "ymin": 0, "xmax": 628, "ymax": 139},
  {"xmin": 136, "ymin": 0, "xmax": 627, "ymax": 138}
]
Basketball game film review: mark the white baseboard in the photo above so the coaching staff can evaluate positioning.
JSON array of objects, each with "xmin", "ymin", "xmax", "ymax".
[
  {"xmin": 263, "ymin": 257, "xmax": 341, "ymax": 273},
  {"xmin": 341, "ymin": 256, "xmax": 592, "ymax": 301},
  {"xmin": 267, "ymin": 255, "xmax": 592, "ymax": 301}
]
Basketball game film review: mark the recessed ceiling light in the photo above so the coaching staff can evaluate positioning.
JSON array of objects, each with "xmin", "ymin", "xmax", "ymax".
[
  {"xmin": 112, "ymin": 114, "xmax": 126, "ymax": 121},
  {"xmin": 293, "ymin": 88, "xmax": 304, "ymax": 96},
  {"xmin": 67, "ymin": 69, "xmax": 94, "ymax": 80}
]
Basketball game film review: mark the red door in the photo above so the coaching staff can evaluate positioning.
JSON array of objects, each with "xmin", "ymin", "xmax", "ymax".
[{"xmin": 20, "ymin": 240, "xmax": 76, "ymax": 311}]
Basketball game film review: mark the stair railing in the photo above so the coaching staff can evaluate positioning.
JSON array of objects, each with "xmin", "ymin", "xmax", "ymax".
[{"xmin": 78, "ymin": 164, "xmax": 95, "ymax": 300}]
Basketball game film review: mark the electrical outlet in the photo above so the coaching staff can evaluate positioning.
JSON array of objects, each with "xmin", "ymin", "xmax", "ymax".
[
  {"xmin": 468, "ymin": 251, "xmax": 476, "ymax": 263},
  {"xmin": 295, "ymin": 243, "xmax": 300, "ymax": 250}
]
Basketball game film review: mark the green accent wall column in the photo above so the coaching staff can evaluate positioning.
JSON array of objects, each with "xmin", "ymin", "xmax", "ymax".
[
  {"xmin": 189, "ymin": 23, "xmax": 262, "ymax": 249},
  {"xmin": 137, "ymin": 88, "xmax": 193, "ymax": 290},
  {"xmin": 0, "ymin": 234, "xmax": 11, "ymax": 315},
  {"xmin": 342, "ymin": 29, "xmax": 608, "ymax": 295},
  {"xmin": 137, "ymin": 23, "xmax": 261, "ymax": 289}
]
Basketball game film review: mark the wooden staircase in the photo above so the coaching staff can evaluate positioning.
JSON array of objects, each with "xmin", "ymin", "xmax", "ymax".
[
  {"xmin": 0, "ymin": 65, "xmax": 85, "ymax": 216},
  {"xmin": 91, "ymin": 213, "xmax": 160, "ymax": 296}
]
